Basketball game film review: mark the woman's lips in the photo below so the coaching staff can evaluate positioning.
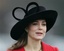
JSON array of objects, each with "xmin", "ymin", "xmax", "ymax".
[{"xmin": 36, "ymin": 32, "xmax": 43, "ymax": 36}]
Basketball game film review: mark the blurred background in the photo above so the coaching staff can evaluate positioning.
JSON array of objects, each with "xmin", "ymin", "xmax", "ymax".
[{"xmin": 0, "ymin": 0, "xmax": 64, "ymax": 51}]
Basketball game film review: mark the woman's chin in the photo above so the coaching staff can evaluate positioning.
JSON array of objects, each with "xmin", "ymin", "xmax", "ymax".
[{"xmin": 34, "ymin": 37, "xmax": 43, "ymax": 41}]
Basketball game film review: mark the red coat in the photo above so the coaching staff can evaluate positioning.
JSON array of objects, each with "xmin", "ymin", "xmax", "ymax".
[{"xmin": 7, "ymin": 42, "xmax": 58, "ymax": 51}]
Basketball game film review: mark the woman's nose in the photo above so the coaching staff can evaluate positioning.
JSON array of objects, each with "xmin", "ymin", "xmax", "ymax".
[{"xmin": 38, "ymin": 24, "xmax": 43, "ymax": 30}]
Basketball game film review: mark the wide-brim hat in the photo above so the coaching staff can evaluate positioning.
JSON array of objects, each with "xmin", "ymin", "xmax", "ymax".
[{"xmin": 10, "ymin": 2, "xmax": 58, "ymax": 40}]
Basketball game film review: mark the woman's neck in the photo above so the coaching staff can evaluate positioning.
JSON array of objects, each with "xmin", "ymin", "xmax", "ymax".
[{"xmin": 24, "ymin": 36, "xmax": 42, "ymax": 51}]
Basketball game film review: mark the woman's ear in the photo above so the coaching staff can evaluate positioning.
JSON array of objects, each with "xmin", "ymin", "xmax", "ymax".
[{"xmin": 25, "ymin": 27, "xmax": 28, "ymax": 32}]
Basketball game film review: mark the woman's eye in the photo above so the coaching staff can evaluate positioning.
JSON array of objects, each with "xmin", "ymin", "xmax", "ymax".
[
  {"xmin": 32, "ymin": 22, "xmax": 38, "ymax": 25},
  {"xmin": 42, "ymin": 24, "xmax": 46, "ymax": 26}
]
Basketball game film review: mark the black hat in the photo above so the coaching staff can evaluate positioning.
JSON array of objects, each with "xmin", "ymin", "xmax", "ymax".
[{"xmin": 10, "ymin": 2, "xmax": 58, "ymax": 40}]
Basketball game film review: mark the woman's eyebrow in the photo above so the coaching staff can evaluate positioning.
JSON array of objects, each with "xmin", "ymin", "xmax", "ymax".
[{"xmin": 39, "ymin": 20, "xmax": 46, "ymax": 22}]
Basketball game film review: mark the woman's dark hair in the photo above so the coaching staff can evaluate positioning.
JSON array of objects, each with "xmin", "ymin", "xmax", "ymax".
[{"xmin": 9, "ymin": 31, "xmax": 28, "ymax": 50}]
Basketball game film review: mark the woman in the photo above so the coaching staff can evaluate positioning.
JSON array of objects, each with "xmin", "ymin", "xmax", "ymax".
[{"xmin": 7, "ymin": 2, "xmax": 59, "ymax": 51}]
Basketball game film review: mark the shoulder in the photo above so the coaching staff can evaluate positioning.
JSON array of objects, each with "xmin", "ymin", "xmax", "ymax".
[
  {"xmin": 42, "ymin": 42, "xmax": 59, "ymax": 51},
  {"xmin": 7, "ymin": 47, "xmax": 25, "ymax": 51}
]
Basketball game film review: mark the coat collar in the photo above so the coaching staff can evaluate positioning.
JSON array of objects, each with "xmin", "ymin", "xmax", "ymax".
[{"xmin": 12, "ymin": 42, "xmax": 56, "ymax": 51}]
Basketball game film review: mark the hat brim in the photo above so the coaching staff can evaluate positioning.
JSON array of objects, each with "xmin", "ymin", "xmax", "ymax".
[{"xmin": 10, "ymin": 10, "xmax": 58, "ymax": 40}]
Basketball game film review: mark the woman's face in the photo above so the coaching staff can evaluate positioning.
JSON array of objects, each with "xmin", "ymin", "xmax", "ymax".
[{"xmin": 26, "ymin": 19, "xmax": 47, "ymax": 40}]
